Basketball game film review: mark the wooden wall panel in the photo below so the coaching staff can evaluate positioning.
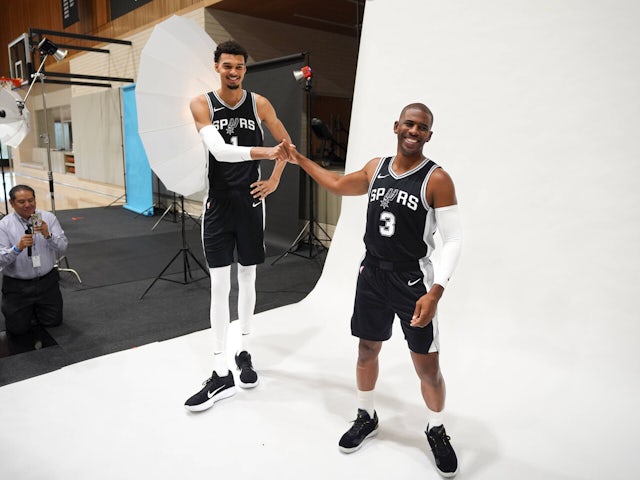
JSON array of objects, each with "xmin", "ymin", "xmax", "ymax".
[{"xmin": 0, "ymin": 0, "xmax": 209, "ymax": 80}]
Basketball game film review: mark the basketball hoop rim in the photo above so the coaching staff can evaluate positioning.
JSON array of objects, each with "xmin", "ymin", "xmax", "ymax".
[{"xmin": 0, "ymin": 77, "xmax": 23, "ymax": 88}]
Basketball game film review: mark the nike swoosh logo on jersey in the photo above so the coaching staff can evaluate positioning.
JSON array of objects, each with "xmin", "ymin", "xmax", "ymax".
[
  {"xmin": 252, "ymin": 201, "xmax": 262, "ymax": 207},
  {"xmin": 408, "ymin": 278, "xmax": 421, "ymax": 286},
  {"xmin": 207, "ymin": 385, "xmax": 226, "ymax": 398},
  {"xmin": 377, "ymin": 174, "xmax": 390, "ymax": 179},
  {"xmin": 213, "ymin": 107, "xmax": 225, "ymax": 112}
]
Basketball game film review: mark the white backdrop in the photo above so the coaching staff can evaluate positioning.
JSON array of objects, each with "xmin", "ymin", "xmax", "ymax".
[{"xmin": 309, "ymin": 0, "xmax": 640, "ymax": 477}]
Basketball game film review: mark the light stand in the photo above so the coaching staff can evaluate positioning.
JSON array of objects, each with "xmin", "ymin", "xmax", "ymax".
[
  {"xmin": 311, "ymin": 117, "xmax": 346, "ymax": 166},
  {"xmin": 22, "ymin": 38, "xmax": 68, "ymax": 213},
  {"xmin": 22, "ymin": 38, "xmax": 81, "ymax": 283},
  {"xmin": 151, "ymin": 191, "xmax": 199, "ymax": 231},
  {"xmin": 152, "ymin": 192, "xmax": 179, "ymax": 229},
  {"xmin": 140, "ymin": 195, "xmax": 209, "ymax": 299},
  {"xmin": 272, "ymin": 64, "xmax": 332, "ymax": 265},
  {"xmin": 0, "ymin": 140, "xmax": 8, "ymax": 216}
]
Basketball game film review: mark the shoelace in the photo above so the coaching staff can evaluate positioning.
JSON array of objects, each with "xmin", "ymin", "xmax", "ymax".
[
  {"xmin": 429, "ymin": 430, "xmax": 452, "ymax": 456},
  {"xmin": 348, "ymin": 414, "xmax": 371, "ymax": 435},
  {"xmin": 202, "ymin": 374, "xmax": 217, "ymax": 387}
]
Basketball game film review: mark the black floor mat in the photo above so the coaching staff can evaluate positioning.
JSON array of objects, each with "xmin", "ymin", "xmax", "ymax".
[{"xmin": 0, "ymin": 206, "xmax": 326, "ymax": 386}]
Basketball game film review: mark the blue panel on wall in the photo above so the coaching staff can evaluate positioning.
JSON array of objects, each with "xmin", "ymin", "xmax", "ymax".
[{"xmin": 122, "ymin": 84, "xmax": 153, "ymax": 216}]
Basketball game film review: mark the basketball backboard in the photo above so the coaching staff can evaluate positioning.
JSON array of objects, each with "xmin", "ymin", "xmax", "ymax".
[{"xmin": 7, "ymin": 34, "xmax": 32, "ymax": 87}]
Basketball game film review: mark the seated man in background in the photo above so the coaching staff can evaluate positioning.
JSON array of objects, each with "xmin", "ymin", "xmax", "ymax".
[{"xmin": 0, "ymin": 185, "xmax": 68, "ymax": 336}]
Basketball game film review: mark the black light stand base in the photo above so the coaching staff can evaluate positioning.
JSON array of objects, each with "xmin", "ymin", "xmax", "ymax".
[
  {"xmin": 271, "ymin": 219, "xmax": 331, "ymax": 265},
  {"xmin": 272, "ymin": 161, "xmax": 332, "ymax": 265},
  {"xmin": 140, "ymin": 195, "xmax": 209, "ymax": 299},
  {"xmin": 57, "ymin": 256, "xmax": 82, "ymax": 283},
  {"xmin": 151, "ymin": 192, "xmax": 200, "ymax": 231}
]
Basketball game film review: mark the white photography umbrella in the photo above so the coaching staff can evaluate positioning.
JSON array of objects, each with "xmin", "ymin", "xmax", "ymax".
[
  {"xmin": 136, "ymin": 15, "xmax": 220, "ymax": 197},
  {"xmin": 0, "ymin": 88, "xmax": 30, "ymax": 148}
]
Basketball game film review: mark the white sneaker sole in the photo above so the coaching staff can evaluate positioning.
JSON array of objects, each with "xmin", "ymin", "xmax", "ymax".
[
  {"xmin": 184, "ymin": 386, "xmax": 237, "ymax": 412},
  {"xmin": 237, "ymin": 375, "xmax": 259, "ymax": 389},
  {"xmin": 236, "ymin": 366, "xmax": 259, "ymax": 389},
  {"xmin": 435, "ymin": 466, "xmax": 458, "ymax": 478}
]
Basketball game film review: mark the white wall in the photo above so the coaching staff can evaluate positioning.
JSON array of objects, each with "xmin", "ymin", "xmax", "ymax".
[
  {"xmin": 71, "ymin": 88, "xmax": 125, "ymax": 185},
  {"xmin": 310, "ymin": 0, "xmax": 640, "ymax": 476}
]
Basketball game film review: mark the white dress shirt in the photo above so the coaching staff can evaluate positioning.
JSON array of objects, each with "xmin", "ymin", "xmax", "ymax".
[{"xmin": 0, "ymin": 210, "xmax": 68, "ymax": 279}]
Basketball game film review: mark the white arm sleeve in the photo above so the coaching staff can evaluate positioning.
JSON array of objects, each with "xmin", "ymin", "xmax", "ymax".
[
  {"xmin": 433, "ymin": 205, "xmax": 463, "ymax": 288},
  {"xmin": 199, "ymin": 124, "xmax": 253, "ymax": 163}
]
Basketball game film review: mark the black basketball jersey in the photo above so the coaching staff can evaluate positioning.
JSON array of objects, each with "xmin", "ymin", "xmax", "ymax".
[
  {"xmin": 205, "ymin": 90, "xmax": 264, "ymax": 191},
  {"xmin": 364, "ymin": 156, "xmax": 441, "ymax": 263}
]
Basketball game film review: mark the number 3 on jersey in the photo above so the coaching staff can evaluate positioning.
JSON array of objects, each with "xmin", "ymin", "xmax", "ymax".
[{"xmin": 379, "ymin": 211, "xmax": 396, "ymax": 237}]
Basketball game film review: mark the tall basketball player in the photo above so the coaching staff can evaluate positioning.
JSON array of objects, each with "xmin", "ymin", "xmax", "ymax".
[
  {"xmin": 185, "ymin": 40, "xmax": 292, "ymax": 412},
  {"xmin": 284, "ymin": 103, "xmax": 463, "ymax": 477}
]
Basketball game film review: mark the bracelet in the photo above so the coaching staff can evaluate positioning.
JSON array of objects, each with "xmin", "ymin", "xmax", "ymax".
[{"xmin": 13, "ymin": 245, "xmax": 20, "ymax": 253}]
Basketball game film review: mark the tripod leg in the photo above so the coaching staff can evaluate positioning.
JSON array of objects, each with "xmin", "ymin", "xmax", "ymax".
[
  {"xmin": 58, "ymin": 267, "xmax": 82, "ymax": 283},
  {"xmin": 141, "ymin": 195, "xmax": 209, "ymax": 298},
  {"xmin": 177, "ymin": 246, "xmax": 209, "ymax": 283},
  {"xmin": 313, "ymin": 221, "xmax": 332, "ymax": 242},
  {"xmin": 271, "ymin": 221, "xmax": 310, "ymax": 265},
  {"xmin": 139, "ymin": 249, "xmax": 183, "ymax": 299},
  {"xmin": 105, "ymin": 193, "xmax": 126, "ymax": 208},
  {"xmin": 306, "ymin": 221, "xmax": 332, "ymax": 254},
  {"xmin": 152, "ymin": 203, "xmax": 175, "ymax": 230},
  {"xmin": 56, "ymin": 256, "xmax": 82, "ymax": 283},
  {"xmin": 186, "ymin": 248, "xmax": 210, "ymax": 276},
  {"xmin": 182, "ymin": 248, "xmax": 192, "ymax": 283},
  {"xmin": 186, "ymin": 211, "xmax": 201, "ymax": 228}
]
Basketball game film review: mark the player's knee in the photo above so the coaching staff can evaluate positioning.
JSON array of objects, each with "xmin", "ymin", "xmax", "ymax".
[
  {"xmin": 419, "ymin": 367, "xmax": 444, "ymax": 388},
  {"xmin": 237, "ymin": 264, "xmax": 256, "ymax": 283},
  {"xmin": 357, "ymin": 339, "xmax": 382, "ymax": 363}
]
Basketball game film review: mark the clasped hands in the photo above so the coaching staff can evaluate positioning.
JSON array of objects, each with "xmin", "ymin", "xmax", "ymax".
[{"xmin": 262, "ymin": 140, "xmax": 299, "ymax": 164}]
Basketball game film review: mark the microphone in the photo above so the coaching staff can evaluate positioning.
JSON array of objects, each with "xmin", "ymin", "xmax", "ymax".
[
  {"xmin": 0, "ymin": 110, "xmax": 5, "ymax": 118},
  {"xmin": 25, "ymin": 224, "xmax": 32, "ymax": 257}
]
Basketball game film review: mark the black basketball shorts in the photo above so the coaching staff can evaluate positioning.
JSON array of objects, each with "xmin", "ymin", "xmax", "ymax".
[
  {"xmin": 351, "ymin": 260, "xmax": 440, "ymax": 354},
  {"xmin": 202, "ymin": 190, "xmax": 265, "ymax": 268}
]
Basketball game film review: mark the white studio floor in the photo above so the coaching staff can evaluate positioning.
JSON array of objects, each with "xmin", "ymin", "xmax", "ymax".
[{"xmin": 0, "ymin": 275, "xmax": 636, "ymax": 480}]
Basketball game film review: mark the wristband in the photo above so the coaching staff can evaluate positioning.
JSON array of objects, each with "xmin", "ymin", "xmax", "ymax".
[{"xmin": 13, "ymin": 245, "xmax": 20, "ymax": 253}]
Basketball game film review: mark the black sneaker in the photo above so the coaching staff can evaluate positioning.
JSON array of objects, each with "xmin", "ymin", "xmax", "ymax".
[
  {"xmin": 184, "ymin": 371, "xmax": 236, "ymax": 412},
  {"xmin": 426, "ymin": 424, "xmax": 458, "ymax": 477},
  {"xmin": 235, "ymin": 351, "xmax": 259, "ymax": 388},
  {"xmin": 338, "ymin": 409, "xmax": 378, "ymax": 453}
]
